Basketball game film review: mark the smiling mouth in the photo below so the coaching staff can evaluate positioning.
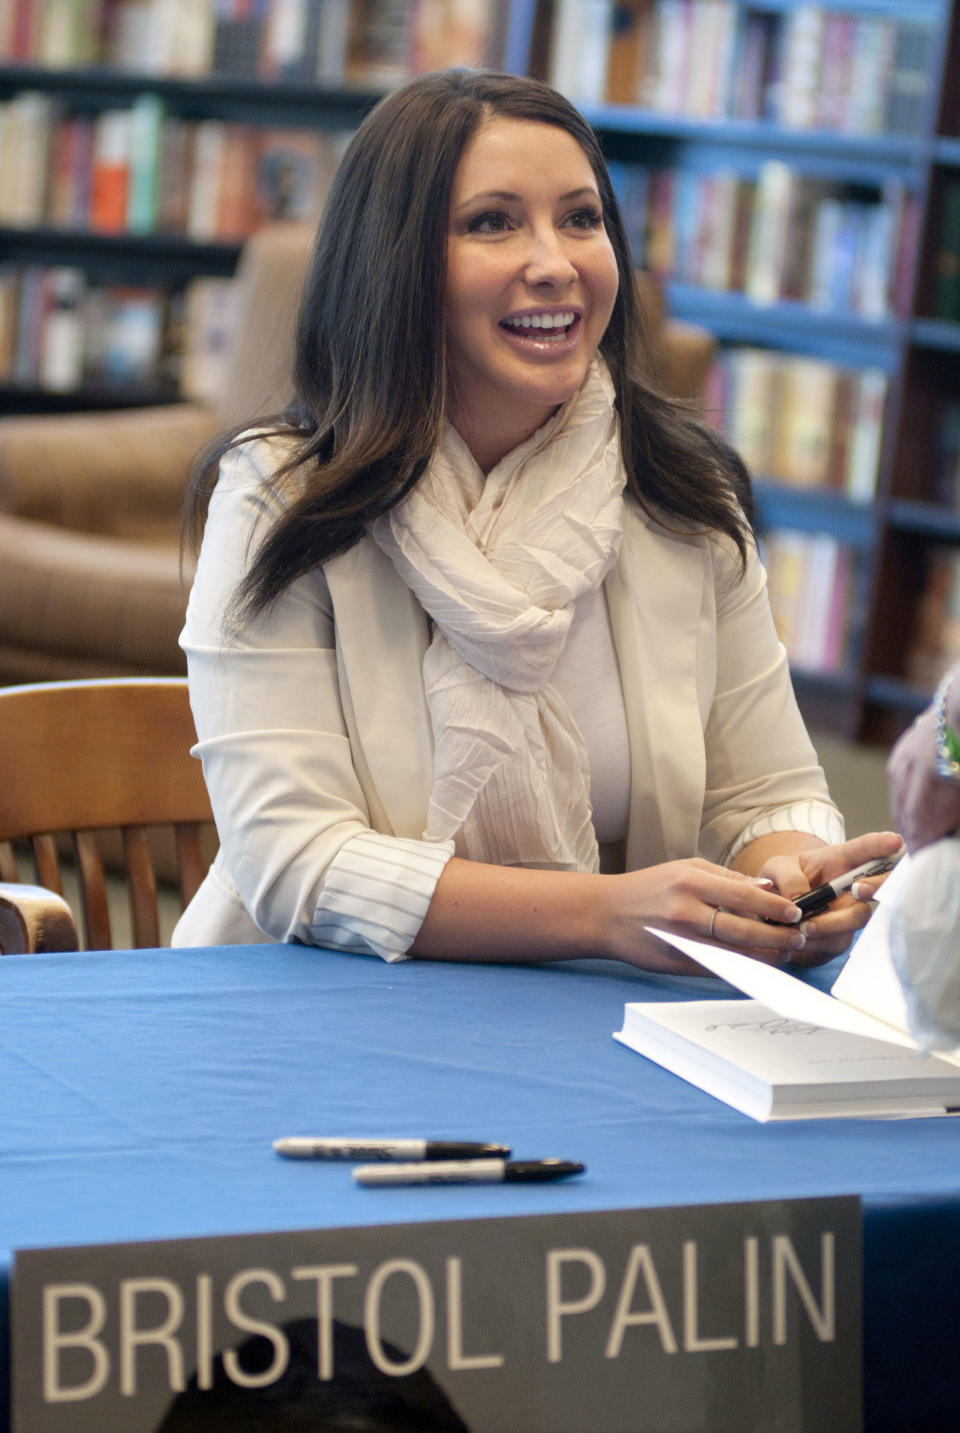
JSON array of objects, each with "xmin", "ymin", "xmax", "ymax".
[{"xmin": 499, "ymin": 312, "xmax": 580, "ymax": 342}]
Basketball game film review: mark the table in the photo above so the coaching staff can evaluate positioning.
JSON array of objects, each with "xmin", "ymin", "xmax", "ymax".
[{"xmin": 1, "ymin": 943, "xmax": 958, "ymax": 1432}]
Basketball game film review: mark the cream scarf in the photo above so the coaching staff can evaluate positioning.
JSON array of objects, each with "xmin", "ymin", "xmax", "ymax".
[{"xmin": 369, "ymin": 358, "xmax": 624, "ymax": 872}]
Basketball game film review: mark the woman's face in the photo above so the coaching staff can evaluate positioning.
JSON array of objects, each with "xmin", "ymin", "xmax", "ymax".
[{"xmin": 445, "ymin": 116, "xmax": 619, "ymax": 471}]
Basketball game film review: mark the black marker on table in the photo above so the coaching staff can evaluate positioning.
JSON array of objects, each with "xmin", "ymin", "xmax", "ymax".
[
  {"xmin": 352, "ymin": 1158, "xmax": 585, "ymax": 1187},
  {"xmin": 273, "ymin": 1137, "xmax": 511, "ymax": 1161}
]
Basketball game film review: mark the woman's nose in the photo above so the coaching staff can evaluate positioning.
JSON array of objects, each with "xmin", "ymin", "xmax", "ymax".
[{"xmin": 523, "ymin": 229, "xmax": 577, "ymax": 287}]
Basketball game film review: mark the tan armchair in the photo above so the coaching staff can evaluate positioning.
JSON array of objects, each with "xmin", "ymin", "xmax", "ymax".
[
  {"xmin": 0, "ymin": 231, "xmax": 715, "ymax": 685},
  {"xmin": 0, "ymin": 222, "xmax": 316, "ymax": 686}
]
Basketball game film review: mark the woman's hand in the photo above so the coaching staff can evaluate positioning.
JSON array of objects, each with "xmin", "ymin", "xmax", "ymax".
[
  {"xmin": 750, "ymin": 830, "xmax": 904, "ymax": 967},
  {"xmin": 601, "ymin": 858, "xmax": 809, "ymax": 975}
]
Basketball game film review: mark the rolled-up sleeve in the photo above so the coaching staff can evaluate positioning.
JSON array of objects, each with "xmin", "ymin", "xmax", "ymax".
[
  {"xmin": 698, "ymin": 539, "xmax": 844, "ymax": 864},
  {"xmin": 181, "ymin": 437, "xmax": 452, "ymax": 956}
]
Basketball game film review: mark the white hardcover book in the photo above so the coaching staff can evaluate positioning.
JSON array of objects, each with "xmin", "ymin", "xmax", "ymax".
[{"xmin": 613, "ymin": 860, "xmax": 960, "ymax": 1121}]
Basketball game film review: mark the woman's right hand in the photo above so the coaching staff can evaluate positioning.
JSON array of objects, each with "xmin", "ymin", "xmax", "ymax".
[{"xmin": 601, "ymin": 858, "xmax": 806, "ymax": 974}]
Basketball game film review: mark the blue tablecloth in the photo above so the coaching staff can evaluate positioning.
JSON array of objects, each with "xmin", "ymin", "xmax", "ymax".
[{"xmin": 1, "ymin": 943, "xmax": 958, "ymax": 1431}]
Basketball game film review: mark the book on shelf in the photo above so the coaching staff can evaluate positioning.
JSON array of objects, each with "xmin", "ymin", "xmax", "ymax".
[
  {"xmin": 255, "ymin": 125, "xmax": 342, "ymax": 222},
  {"xmin": 773, "ymin": 2, "xmax": 824, "ymax": 131},
  {"xmin": 126, "ymin": 90, "xmax": 165, "ymax": 233},
  {"xmin": 178, "ymin": 273, "xmax": 237, "ymax": 402},
  {"xmin": 0, "ymin": 90, "xmax": 56, "ymax": 227},
  {"xmin": 727, "ymin": 7, "xmax": 779, "ymax": 123},
  {"xmin": 0, "ymin": 267, "xmax": 17, "ymax": 380},
  {"xmin": 604, "ymin": 0, "xmax": 655, "ymax": 107},
  {"xmin": 883, "ymin": 20, "xmax": 938, "ymax": 135},
  {"xmin": 768, "ymin": 356, "xmax": 838, "ymax": 488},
  {"xmin": 210, "ymin": 0, "xmax": 267, "ymax": 78},
  {"xmin": 613, "ymin": 884, "xmax": 960, "ymax": 1122},
  {"xmin": 761, "ymin": 527, "xmax": 853, "ymax": 676},
  {"xmin": 549, "ymin": 0, "xmax": 613, "ymax": 106},
  {"xmin": 46, "ymin": 110, "xmax": 95, "ymax": 228},
  {"xmin": 36, "ymin": 263, "xmax": 86, "ymax": 390},
  {"xmin": 905, "ymin": 546, "xmax": 960, "ymax": 692},
  {"xmin": 345, "ymin": 0, "xmax": 413, "ymax": 85},
  {"xmin": 410, "ymin": 0, "xmax": 501, "ymax": 73},
  {"xmin": 89, "ymin": 106, "xmax": 132, "ymax": 233}
]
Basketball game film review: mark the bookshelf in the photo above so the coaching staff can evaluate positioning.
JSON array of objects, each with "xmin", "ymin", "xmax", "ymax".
[{"xmin": 540, "ymin": 0, "xmax": 960, "ymax": 740}]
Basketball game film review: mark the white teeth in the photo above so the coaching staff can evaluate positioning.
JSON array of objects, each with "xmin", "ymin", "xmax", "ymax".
[{"xmin": 503, "ymin": 311, "xmax": 576, "ymax": 332}]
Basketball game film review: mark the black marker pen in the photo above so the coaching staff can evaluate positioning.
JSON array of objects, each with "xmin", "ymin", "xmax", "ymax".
[
  {"xmin": 793, "ymin": 848, "xmax": 905, "ymax": 919},
  {"xmin": 352, "ymin": 1158, "xmax": 585, "ymax": 1187},
  {"xmin": 273, "ymin": 1138, "xmax": 511, "ymax": 1161}
]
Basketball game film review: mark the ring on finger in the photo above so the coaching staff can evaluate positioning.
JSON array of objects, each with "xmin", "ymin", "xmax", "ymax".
[{"xmin": 708, "ymin": 906, "xmax": 724, "ymax": 940}]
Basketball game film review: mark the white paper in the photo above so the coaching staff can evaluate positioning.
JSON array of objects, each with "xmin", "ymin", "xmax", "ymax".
[{"xmin": 644, "ymin": 926, "xmax": 918, "ymax": 1049}]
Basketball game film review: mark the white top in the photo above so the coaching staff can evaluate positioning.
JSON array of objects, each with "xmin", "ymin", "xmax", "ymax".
[{"xmin": 173, "ymin": 436, "xmax": 844, "ymax": 959}]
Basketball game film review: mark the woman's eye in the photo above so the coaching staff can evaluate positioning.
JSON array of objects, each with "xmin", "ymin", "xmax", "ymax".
[
  {"xmin": 467, "ymin": 211, "xmax": 513, "ymax": 234},
  {"xmin": 566, "ymin": 207, "xmax": 604, "ymax": 230}
]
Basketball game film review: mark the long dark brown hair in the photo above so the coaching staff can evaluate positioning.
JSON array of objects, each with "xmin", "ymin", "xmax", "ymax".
[{"xmin": 183, "ymin": 69, "xmax": 753, "ymax": 618}]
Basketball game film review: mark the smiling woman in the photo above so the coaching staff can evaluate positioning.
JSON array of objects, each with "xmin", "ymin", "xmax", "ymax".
[{"xmin": 175, "ymin": 69, "xmax": 900, "ymax": 975}]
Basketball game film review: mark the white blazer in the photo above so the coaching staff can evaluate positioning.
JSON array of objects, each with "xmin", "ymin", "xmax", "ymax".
[{"xmin": 173, "ymin": 438, "xmax": 839, "ymax": 949}]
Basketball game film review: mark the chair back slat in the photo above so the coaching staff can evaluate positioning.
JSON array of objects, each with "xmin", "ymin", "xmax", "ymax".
[
  {"xmin": 74, "ymin": 830, "xmax": 112, "ymax": 950},
  {"xmin": 32, "ymin": 834, "xmax": 63, "ymax": 895},
  {"xmin": 175, "ymin": 825, "xmax": 208, "ymax": 908},
  {"xmin": 0, "ymin": 841, "xmax": 19, "ymax": 883},
  {"xmin": 124, "ymin": 826, "xmax": 160, "ymax": 949},
  {"xmin": 0, "ymin": 679, "xmax": 216, "ymax": 953}
]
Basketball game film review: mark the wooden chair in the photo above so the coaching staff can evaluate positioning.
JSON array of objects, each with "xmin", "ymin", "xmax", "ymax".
[{"xmin": 0, "ymin": 678, "xmax": 214, "ymax": 953}]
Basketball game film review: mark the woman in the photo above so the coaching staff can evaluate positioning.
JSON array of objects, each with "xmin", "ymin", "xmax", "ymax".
[{"xmin": 174, "ymin": 69, "xmax": 899, "ymax": 973}]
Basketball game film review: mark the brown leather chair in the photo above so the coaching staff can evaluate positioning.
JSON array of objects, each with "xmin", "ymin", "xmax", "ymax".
[
  {"xmin": 0, "ymin": 222, "xmax": 316, "ymax": 686},
  {"xmin": 0, "ymin": 230, "xmax": 715, "ymax": 685}
]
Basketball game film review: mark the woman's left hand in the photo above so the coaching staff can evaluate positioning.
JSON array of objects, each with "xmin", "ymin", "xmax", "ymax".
[{"xmin": 751, "ymin": 830, "xmax": 904, "ymax": 967}]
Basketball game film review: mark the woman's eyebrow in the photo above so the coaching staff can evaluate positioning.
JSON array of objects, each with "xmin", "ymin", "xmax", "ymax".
[{"xmin": 454, "ymin": 185, "xmax": 599, "ymax": 210}]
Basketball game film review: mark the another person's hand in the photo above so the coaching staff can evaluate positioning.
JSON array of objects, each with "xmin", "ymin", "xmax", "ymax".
[
  {"xmin": 753, "ymin": 831, "xmax": 904, "ymax": 966},
  {"xmin": 888, "ymin": 668, "xmax": 960, "ymax": 851}
]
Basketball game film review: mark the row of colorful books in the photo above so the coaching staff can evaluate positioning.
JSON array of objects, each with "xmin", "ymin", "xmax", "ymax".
[
  {"xmin": 610, "ymin": 159, "xmax": 917, "ymax": 320},
  {"xmin": 705, "ymin": 347, "xmax": 887, "ymax": 500},
  {"xmin": 0, "ymin": 90, "xmax": 348, "ymax": 237},
  {"xmin": 0, "ymin": 0, "xmax": 501, "ymax": 81},
  {"xmin": 906, "ymin": 546, "xmax": 960, "ymax": 691},
  {"xmin": 760, "ymin": 528, "xmax": 855, "ymax": 676},
  {"xmin": 0, "ymin": 262, "xmax": 237, "ymax": 394},
  {"xmin": 552, "ymin": 0, "xmax": 936, "ymax": 136}
]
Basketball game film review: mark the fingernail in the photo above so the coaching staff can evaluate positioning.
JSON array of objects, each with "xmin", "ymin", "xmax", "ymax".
[
  {"xmin": 784, "ymin": 903, "xmax": 802, "ymax": 924},
  {"xmin": 789, "ymin": 930, "xmax": 806, "ymax": 951},
  {"xmin": 751, "ymin": 877, "xmax": 775, "ymax": 887},
  {"xmin": 852, "ymin": 882, "xmax": 870, "ymax": 901},
  {"xmin": 800, "ymin": 920, "xmax": 816, "ymax": 938}
]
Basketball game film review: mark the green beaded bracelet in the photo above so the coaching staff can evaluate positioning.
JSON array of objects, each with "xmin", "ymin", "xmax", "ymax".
[{"xmin": 934, "ymin": 669, "xmax": 960, "ymax": 781}]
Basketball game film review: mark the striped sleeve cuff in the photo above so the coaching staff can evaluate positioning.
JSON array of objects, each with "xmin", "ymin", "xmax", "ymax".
[
  {"xmin": 725, "ymin": 800, "xmax": 846, "ymax": 865},
  {"xmin": 311, "ymin": 831, "xmax": 455, "ymax": 962}
]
